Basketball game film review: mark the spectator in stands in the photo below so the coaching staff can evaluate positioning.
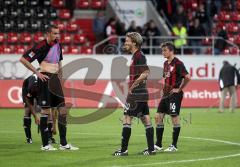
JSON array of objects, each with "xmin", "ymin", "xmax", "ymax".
[
  {"xmin": 105, "ymin": 17, "xmax": 117, "ymax": 45},
  {"xmin": 172, "ymin": 21, "xmax": 187, "ymax": 54},
  {"xmin": 144, "ymin": 20, "xmax": 160, "ymax": 54},
  {"xmin": 93, "ymin": 11, "xmax": 106, "ymax": 53},
  {"xmin": 127, "ymin": 20, "xmax": 137, "ymax": 33},
  {"xmin": 188, "ymin": 18, "xmax": 205, "ymax": 54},
  {"xmin": 115, "ymin": 16, "xmax": 126, "ymax": 36},
  {"xmin": 171, "ymin": 4, "xmax": 187, "ymax": 27},
  {"xmin": 214, "ymin": 26, "xmax": 228, "ymax": 55},
  {"xmin": 218, "ymin": 60, "xmax": 240, "ymax": 113},
  {"xmin": 196, "ymin": 3, "xmax": 209, "ymax": 35}
]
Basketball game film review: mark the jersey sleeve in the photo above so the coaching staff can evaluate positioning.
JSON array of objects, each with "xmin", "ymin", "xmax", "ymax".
[
  {"xmin": 178, "ymin": 62, "xmax": 188, "ymax": 78},
  {"xmin": 22, "ymin": 43, "xmax": 42, "ymax": 63}
]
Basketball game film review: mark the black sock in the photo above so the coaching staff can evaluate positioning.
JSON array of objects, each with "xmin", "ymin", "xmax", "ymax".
[
  {"xmin": 48, "ymin": 122, "xmax": 53, "ymax": 139},
  {"xmin": 145, "ymin": 125, "xmax": 154, "ymax": 151},
  {"xmin": 121, "ymin": 124, "xmax": 131, "ymax": 152},
  {"xmin": 40, "ymin": 115, "xmax": 49, "ymax": 147},
  {"xmin": 156, "ymin": 124, "xmax": 164, "ymax": 147},
  {"xmin": 58, "ymin": 114, "xmax": 67, "ymax": 146},
  {"xmin": 23, "ymin": 117, "xmax": 32, "ymax": 139},
  {"xmin": 172, "ymin": 124, "xmax": 181, "ymax": 148}
]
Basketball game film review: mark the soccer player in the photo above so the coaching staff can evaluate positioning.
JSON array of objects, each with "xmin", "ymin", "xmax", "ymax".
[
  {"xmin": 22, "ymin": 73, "xmax": 40, "ymax": 144},
  {"xmin": 20, "ymin": 25, "xmax": 78, "ymax": 151},
  {"xmin": 154, "ymin": 41, "xmax": 191, "ymax": 152},
  {"xmin": 113, "ymin": 32, "xmax": 155, "ymax": 156}
]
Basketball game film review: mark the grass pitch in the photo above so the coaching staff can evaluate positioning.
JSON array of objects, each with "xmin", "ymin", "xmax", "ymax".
[{"xmin": 0, "ymin": 108, "xmax": 239, "ymax": 167}]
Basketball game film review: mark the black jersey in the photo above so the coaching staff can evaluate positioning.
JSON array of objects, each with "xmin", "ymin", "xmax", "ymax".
[
  {"xmin": 129, "ymin": 50, "xmax": 149, "ymax": 91},
  {"xmin": 163, "ymin": 57, "xmax": 188, "ymax": 95},
  {"xmin": 22, "ymin": 74, "xmax": 38, "ymax": 99},
  {"xmin": 22, "ymin": 39, "xmax": 63, "ymax": 64}
]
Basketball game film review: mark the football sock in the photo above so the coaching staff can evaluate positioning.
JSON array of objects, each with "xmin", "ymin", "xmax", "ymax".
[
  {"xmin": 40, "ymin": 115, "xmax": 49, "ymax": 147},
  {"xmin": 47, "ymin": 121, "xmax": 53, "ymax": 139},
  {"xmin": 58, "ymin": 114, "xmax": 67, "ymax": 146},
  {"xmin": 172, "ymin": 124, "xmax": 181, "ymax": 148},
  {"xmin": 121, "ymin": 124, "xmax": 131, "ymax": 152},
  {"xmin": 145, "ymin": 124, "xmax": 154, "ymax": 151},
  {"xmin": 23, "ymin": 117, "xmax": 32, "ymax": 139},
  {"xmin": 156, "ymin": 123, "xmax": 164, "ymax": 147}
]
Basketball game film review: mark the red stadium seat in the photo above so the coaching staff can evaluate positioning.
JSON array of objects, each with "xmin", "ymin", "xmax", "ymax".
[
  {"xmin": 226, "ymin": 23, "xmax": 239, "ymax": 33},
  {"xmin": 235, "ymin": 36, "xmax": 240, "ymax": 45},
  {"xmin": 0, "ymin": 45, "xmax": 13, "ymax": 53},
  {"xmin": 0, "ymin": 33, "xmax": 5, "ymax": 43},
  {"xmin": 62, "ymin": 45, "xmax": 69, "ymax": 54},
  {"xmin": 66, "ymin": 20, "xmax": 78, "ymax": 33},
  {"xmin": 91, "ymin": 0, "xmax": 105, "ymax": 9},
  {"xmin": 51, "ymin": 0, "xmax": 65, "ymax": 8},
  {"xmin": 15, "ymin": 45, "xmax": 26, "ymax": 54},
  {"xmin": 229, "ymin": 47, "xmax": 239, "ymax": 55},
  {"xmin": 76, "ymin": 0, "xmax": 90, "ymax": 9},
  {"xmin": 19, "ymin": 32, "xmax": 32, "ymax": 44},
  {"xmin": 205, "ymin": 47, "xmax": 212, "ymax": 55},
  {"xmin": 73, "ymin": 34, "xmax": 86, "ymax": 44},
  {"xmin": 80, "ymin": 46, "xmax": 92, "ymax": 54},
  {"xmin": 232, "ymin": 12, "xmax": 240, "ymax": 22},
  {"xmin": 60, "ymin": 34, "xmax": 72, "ymax": 44},
  {"xmin": 228, "ymin": 35, "xmax": 236, "ymax": 43},
  {"xmin": 219, "ymin": 11, "xmax": 231, "ymax": 21},
  {"xmin": 51, "ymin": 20, "xmax": 66, "ymax": 31},
  {"xmin": 33, "ymin": 32, "xmax": 45, "ymax": 42},
  {"xmin": 222, "ymin": 48, "xmax": 230, "ymax": 55},
  {"xmin": 68, "ymin": 46, "xmax": 80, "ymax": 54},
  {"xmin": 58, "ymin": 9, "xmax": 71, "ymax": 20},
  {"xmin": 7, "ymin": 32, "xmax": 18, "ymax": 44},
  {"xmin": 201, "ymin": 37, "xmax": 212, "ymax": 45}
]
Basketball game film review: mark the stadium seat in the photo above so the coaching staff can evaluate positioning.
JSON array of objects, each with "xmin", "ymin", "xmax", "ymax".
[
  {"xmin": 58, "ymin": 9, "xmax": 71, "ymax": 20},
  {"xmin": 16, "ymin": 20, "xmax": 26, "ymax": 32},
  {"xmin": 80, "ymin": 46, "xmax": 92, "ymax": 54},
  {"xmin": 0, "ymin": 33, "xmax": 5, "ymax": 43},
  {"xmin": 73, "ymin": 34, "xmax": 87, "ymax": 44},
  {"xmin": 0, "ymin": 45, "xmax": 13, "ymax": 54},
  {"xmin": 66, "ymin": 20, "xmax": 79, "ymax": 33},
  {"xmin": 7, "ymin": 32, "xmax": 18, "ymax": 44},
  {"xmin": 43, "ymin": 0, "xmax": 51, "ymax": 7},
  {"xmin": 62, "ymin": 45, "xmax": 69, "ymax": 54},
  {"xmin": 33, "ymin": 32, "xmax": 45, "ymax": 42},
  {"xmin": 205, "ymin": 47, "xmax": 212, "ymax": 55},
  {"xmin": 229, "ymin": 47, "xmax": 239, "ymax": 55},
  {"xmin": 228, "ymin": 35, "xmax": 236, "ymax": 43},
  {"xmin": 48, "ymin": 7, "xmax": 58, "ymax": 20},
  {"xmin": 19, "ymin": 32, "xmax": 32, "ymax": 44},
  {"xmin": 15, "ymin": 45, "xmax": 26, "ymax": 54},
  {"xmin": 60, "ymin": 33, "xmax": 72, "ymax": 45},
  {"xmin": 226, "ymin": 23, "xmax": 239, "ymax": 34},
  {"xmin": 91, "ymin": 0, "xmax": 105, "ymax": 9},
  {"xmin": 51, "ymin": 20, "xmax": 66, "ymax": 31},
  {"xmin": 27, "ymin": 0, "xmax": 39, "ymax": 7},
  {"xmin": 52, "ymin": 0, "xmax": 65, "ymax": 8},
  {"xmin": 22, "ymin": 7, "xmax": 32, "ymax": 19},
  {"xmin": 222, "ymin": 48, "xmax": 230, "ymax": 55},
  {"xmin": 76, "ymin": 0, "xmax": 90, "ymax": 9},
  {"xmin": 232, "ymin": 12, "xmax": 240, "ymax": 22},
  {"xmin": 68, "ymin": 46, "xmax": 80, "ymax": 54},
  {"xmin": 219, "ymin": 11, "xmax": 230, "ymax": 21},
  {"xmin": 235, "ymin": 36, "xmax": 240, "ymax": 45},
  {"xmin": 201, "ymin": 37, "xmax": 212, "ymax": 45}
]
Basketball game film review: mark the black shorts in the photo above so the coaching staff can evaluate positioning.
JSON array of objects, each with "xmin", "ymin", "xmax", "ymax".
[
  {"xmin": 123, "ymin": 92, "xmax": 149, "ymax": 117},
  {"xmin": 22, "ymin": 95, "xmax": 34, "ymax": 107},
  {"xmin": 38, "ymin": 72, "xmax": 65, "ymax": 108},
  {"xmin": 157, "ymin": 91, "xmax": 183, "ymax": 116}
]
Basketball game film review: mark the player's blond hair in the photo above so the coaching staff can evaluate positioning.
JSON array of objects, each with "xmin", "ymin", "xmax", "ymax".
[{"xmin": 126, "ymin": 32, "xmax": 143, "ymax": 48}]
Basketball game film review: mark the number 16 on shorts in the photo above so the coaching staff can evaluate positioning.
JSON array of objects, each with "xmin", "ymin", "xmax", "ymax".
[{"xmin": 170, "ymin": 103, "xmax": 176, "ymax": 113}]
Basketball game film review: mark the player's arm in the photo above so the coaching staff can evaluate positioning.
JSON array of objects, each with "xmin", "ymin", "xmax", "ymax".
[
  {"xmin": 129, "ymin": 69, "xmax": 150, "ymax": 94},
  {"xmin": 177, "ymin": 74, "xmax": 191, "ymax": 92}
]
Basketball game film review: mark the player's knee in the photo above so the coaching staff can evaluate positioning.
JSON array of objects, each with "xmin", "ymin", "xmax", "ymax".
[
  {"xmin": 41, "ymin": 108, "xmax": 51, "ymax": 115},
  {"xmin": 58, "ymin": 114, "xmax": 67, "ymax": 125}
]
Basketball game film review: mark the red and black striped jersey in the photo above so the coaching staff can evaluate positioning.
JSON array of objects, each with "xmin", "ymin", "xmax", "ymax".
[
  {"xmin": 22, "ymin": 39, "xmax": 63, "ymax": 64},
  {"xmin": 129, "ymin": 50, "xmax": 149, "ymax": 89},
  {"xmin": 163, "ymin": 57, "xmax": 188, "ymax": 95}
]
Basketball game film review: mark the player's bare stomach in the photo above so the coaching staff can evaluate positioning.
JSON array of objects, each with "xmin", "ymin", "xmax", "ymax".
[{"xmin": 40, "ymin": 61, "xmax": 59, "ymax": 74}]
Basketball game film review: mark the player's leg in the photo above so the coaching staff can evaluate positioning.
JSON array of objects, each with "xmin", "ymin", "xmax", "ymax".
[
  {"xmin": 229, "ymin": 86, "xmax": 237, "ymax": 112},
  {"xmin": 219, "ymin": 87, "xmax": 227, "ymax": 113},
  {"xmin": 47, "ymin": 109, "xmax": 57, "ymax": 144},
  {"xmin": 23, "ymin": 104, "xmax": 32, "ymax": 144},
  {"xmin": 155, "ymin": 98, "xmax": 167, "ymax": 151},
  {"xmin": 165, "ymin": 92, "xmax": 183, "ymax": 152},
  {"xmin": 140, "ymin": 103, "xmax": 155, "ymax": 155},
  {"xmin": 113, "ymin": 114, "xmax": 132, "ymax": 156},
  {"xmin": 57, "ymin": 106, "xmax": 79, "ymax": 150}
]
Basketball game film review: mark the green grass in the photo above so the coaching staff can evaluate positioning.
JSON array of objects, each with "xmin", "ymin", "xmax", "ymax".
[{"xmin": 0, "ymin": 108, "xmax": 240, "ymax": 167}]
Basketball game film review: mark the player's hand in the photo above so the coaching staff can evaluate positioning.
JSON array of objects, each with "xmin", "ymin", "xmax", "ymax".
[
  {"xmin": 36, "ymin": 72, "xmax": 49, "ymax": 82},
  {"xmin": 35, "ymin": 116, "xmax": 40, "ymax": 125},
  {"xmin": 170, "ymin": 88, "xmax": 180, "ymax": 94}
]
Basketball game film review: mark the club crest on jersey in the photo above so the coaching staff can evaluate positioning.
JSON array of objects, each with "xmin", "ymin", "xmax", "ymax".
[
  {"xmin": 170, "ymin": 66, "xmax": 174, "ymax": 72},
  {"xmin": 28, "ymin": 51, "xmax": 35, "ymax": 58}
]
